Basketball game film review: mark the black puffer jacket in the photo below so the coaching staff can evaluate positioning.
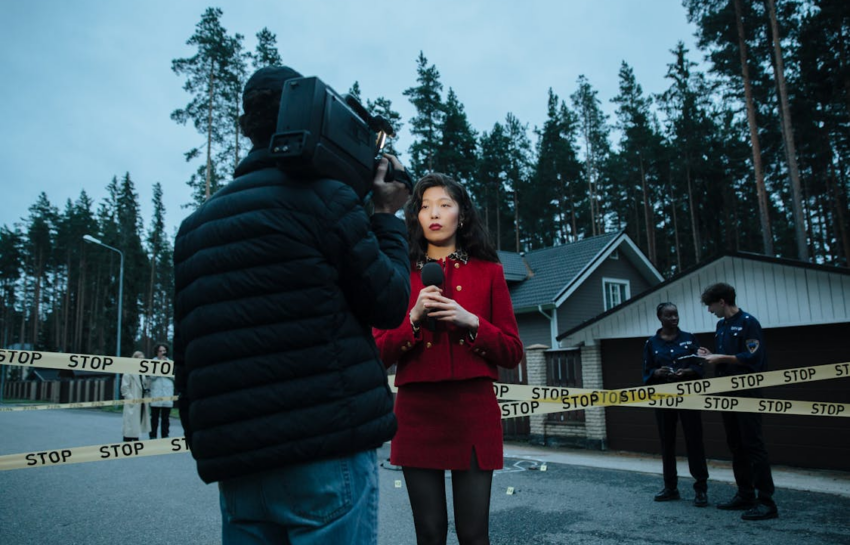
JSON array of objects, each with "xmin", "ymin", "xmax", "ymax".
[{"xmin": 173, "ymin": 148, "xmax": 409, "ymax": 484}]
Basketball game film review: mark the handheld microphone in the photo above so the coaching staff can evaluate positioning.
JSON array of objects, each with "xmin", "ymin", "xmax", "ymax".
[{"xmin": 420, "ymin": 262, "xmax": 444, "ymax": 331}]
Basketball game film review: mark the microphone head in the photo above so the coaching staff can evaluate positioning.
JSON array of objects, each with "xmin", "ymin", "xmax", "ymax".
[{"xmin": 421, "ymin": 262, "xmax": 444, "ymax": 287}]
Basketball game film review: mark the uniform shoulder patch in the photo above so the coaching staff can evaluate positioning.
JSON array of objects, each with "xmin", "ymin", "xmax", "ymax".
[{"xmin": 745, "ymin": 339, "xmax": 760, "ymax": 354}]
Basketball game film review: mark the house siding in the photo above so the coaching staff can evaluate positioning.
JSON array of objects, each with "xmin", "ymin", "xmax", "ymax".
[
  {"xmin": 560, "ymin": 256, "xmax": 850, "ymax": 347},
  {"xmin": 516, "ymin": 312, "xmax": 553, "ymax": 348},
  {"xmin": 556, "ymin": 255, "xmax": 654, "ymax": 336}
]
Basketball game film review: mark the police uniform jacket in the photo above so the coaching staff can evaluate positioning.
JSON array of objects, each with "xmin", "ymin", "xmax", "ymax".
[
  {"xmin": 374, "ymin": 255, "xmax": 524, "ymax": 384},
  {"xmin": 713, "ymin": 309, "xmax": 767, "ymax": 377},
  {"xmin": 642, "ymin": 329, "xmax": 702, "ymax": 385},
  {"xmin": 173, "ymin": 147, "xmax": 410, "ymax": 484}
]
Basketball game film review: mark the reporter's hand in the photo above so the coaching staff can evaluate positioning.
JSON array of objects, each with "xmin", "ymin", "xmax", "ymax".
[
  {"xmin": 372, "ymin": 155, "xmax": 409, "ymax": 214},
  {"xmin": 424, "ymin": 293, "xmax": 479, "ymax": 330},
  {"xmin": 409, "ymin": 286, "xmax": 443, "ymax": 324}
]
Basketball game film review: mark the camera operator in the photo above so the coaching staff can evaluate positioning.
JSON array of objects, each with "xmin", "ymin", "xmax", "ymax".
[{"xmin": 173, "ymin": 65, "xmax": 411, "ymax": 544}]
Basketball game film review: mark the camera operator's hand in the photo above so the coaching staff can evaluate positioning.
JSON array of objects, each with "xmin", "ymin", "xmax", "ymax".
[{"xmin": 372, "ymin": 155, "xmax": 409, "ymax": 214}]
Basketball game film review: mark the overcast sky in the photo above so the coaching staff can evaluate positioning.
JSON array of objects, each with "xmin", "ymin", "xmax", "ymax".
[{"xmin": 0, "ymin": 0, "xmax": 704, "ymax": 239}]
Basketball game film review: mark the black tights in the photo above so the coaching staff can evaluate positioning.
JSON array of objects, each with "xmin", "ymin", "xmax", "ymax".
[{"xmin": 402, "ymin": 451, "xmax": 493, "ymax": 545}]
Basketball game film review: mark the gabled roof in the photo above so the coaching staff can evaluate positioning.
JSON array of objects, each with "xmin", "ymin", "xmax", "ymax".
[
  {"xmin": 497, "ymin": 251, "xmax": 530, "ymax": 282},
  {"xmin": 500, "ymin": 230, "xmax": 625, "ymax": 311},
  {"xmin": 556, "ymin": 251, "xmax": 850, "ymax": 343}
]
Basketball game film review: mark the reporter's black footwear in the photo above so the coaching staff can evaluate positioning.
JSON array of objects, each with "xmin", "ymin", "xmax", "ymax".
[
  {"xmin": 694, "ymin": 490, "xmax": 709, "ymax": 507},
  {"xmin": 654, "ymin": 487, "xmax": 680, "ymax": 502},
  {"xmin": 741, "ymin": 502, "xmax": 778, "ymax": 521},
  {"xmin": 717, "ymin": 493, "xmax": 756, "ymax": 510}
]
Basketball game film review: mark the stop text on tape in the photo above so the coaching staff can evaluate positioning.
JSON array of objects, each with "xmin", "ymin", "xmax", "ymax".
[
  {"xmin": 0, "ymin": 349, "xmax": 174, "ymax": 377},
  {"xmin": 0, "ymin": 437, "xmax": 190, "ymax": 471}
]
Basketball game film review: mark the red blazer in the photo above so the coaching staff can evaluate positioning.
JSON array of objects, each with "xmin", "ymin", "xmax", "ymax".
[{"xmin": 374, "ymin": 256, "xmax": 523, "ymax": 386}]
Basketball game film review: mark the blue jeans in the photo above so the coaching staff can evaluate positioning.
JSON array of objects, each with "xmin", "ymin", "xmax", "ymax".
[{"xmin": 218, "ymin": 449, "xmax": 379, "ymax": 545}]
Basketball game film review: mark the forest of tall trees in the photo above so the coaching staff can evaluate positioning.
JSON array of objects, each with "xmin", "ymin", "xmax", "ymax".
[{"xmin": 1, "ymin": 0, "xmax": 847, "ymax": 360}]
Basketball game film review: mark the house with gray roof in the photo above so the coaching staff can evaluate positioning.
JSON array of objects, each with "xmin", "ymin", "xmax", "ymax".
[{"xmin": 499, "ymin": 229, "xmax": 664, "ymax": 349}]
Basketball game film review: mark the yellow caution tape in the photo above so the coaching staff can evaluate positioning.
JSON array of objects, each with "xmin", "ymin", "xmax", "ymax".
[
  {"xmin": 0, "ymin": 396, "xmax": 178, "ymax": 412},
  {"xmin": 0, "ymin": 437, "xmax": 190, "ymax": 471},
  {"xmin": 499, "ymin": 394, "xmax": 850, "ymax": 419},
  {"xmin": 0, "ymin": 349, "xmax": 174, "ymax": 376}
]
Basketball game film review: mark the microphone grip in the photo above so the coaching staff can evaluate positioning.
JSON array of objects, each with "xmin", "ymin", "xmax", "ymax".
[{"xmin": 425, "ymin": 314, "xmax": 437, "ymax": 332}]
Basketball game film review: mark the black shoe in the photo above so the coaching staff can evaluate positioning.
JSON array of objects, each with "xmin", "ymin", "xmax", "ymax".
[
  {"xmin": 694, "ymin": 490, "xmax": 709, "ymax": 507},
  {"xmin": 654, "ymin": 487, "xmax": 680, "ymax": 502},
  {"xmin": 741, "ymin": 502, "xmax": 778, "ymax": 521},
  {"xmin": 717, "ymin": 493, "xmax": 756, "ymax": 510}
]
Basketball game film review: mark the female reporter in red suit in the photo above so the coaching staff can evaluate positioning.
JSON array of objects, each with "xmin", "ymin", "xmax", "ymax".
[{"xmin": 374, "ymin": 173, "xmax": 523, "ymax": 545}]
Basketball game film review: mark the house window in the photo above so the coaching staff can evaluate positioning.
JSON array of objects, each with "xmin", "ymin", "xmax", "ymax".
[
  {"xmin": 602, "ymin": 278, "xmax": 630, "ymax": 311},
  {"xmin": 610, "ymin": 249, "xmax": 619, "ymax": 260},
  {"xmin": 545, "ymin": 349, "xmax": 584, "ymax": 423}
]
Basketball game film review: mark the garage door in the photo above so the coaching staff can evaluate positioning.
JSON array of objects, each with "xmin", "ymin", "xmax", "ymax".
[{"xmin": 601, "ymin": 323, "xmax": 850, "ymax": 471}]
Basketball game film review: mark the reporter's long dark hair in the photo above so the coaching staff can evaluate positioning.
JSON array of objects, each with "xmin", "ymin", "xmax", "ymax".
[{"xmin": 404, "ymin": 173, "xmax": 500, "ymax": 264}]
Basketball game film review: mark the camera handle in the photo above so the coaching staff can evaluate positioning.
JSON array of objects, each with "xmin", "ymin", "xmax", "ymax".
[{"xmin": 380, "ymin": 159, "xmax": 413, "ymax": 193}]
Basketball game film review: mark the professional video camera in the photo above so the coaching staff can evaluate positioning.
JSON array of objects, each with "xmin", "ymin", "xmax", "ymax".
[{"xmin": 269, "ymin": 76, "xmax": 411, "ymax": 200}]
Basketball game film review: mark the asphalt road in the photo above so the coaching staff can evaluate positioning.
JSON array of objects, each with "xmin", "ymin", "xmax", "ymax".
[{"xmin": 2, "ymin": 408, "xmax": 849, "ymax": 545}]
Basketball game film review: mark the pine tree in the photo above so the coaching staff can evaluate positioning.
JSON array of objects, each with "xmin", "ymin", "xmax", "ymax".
[
  {"xmin": 348, "ymin": 81, "xmax": 362, "ymax": 101},
  {"xmin": 434, "ymin": 88, "xmax": 478, "ymax": 183},
  {"xmin": 611, "ymin": 62, "xmax": 664, "ymax": 265},
  {"xmin": 0, "ymin": 225, "xmax": 24, "ymax": 348},
  {"xmin": 144, "ymin": 183, "xmax": 167, "ymax": 354},
  {"xmin": 115, "ymin": 173, "xmax": 148, "ymax": 357},
  {"xmin": 534, "ymin": 89, "xmax": 580, "ymax": 246},
  {"xmin": 766, "ymin": 0, "xmax": 807, "ymax": 261},
  {"xmin": 571, "ymin": 76, "xmax": 611, "ymax": 237},
  {"xmin": 172, "ymin": 7, "xmax": 244, "ymax": 205},
  {"xmin": 476, "ymin": 123, "xmax": 510, "ymax": 246},
  {"xmin": 657, "ymin": 42, "xmax": 717, "ymax": 266},
  {"xmin": 795, "ymin": 0, "xmax": 850, "ymax": 265},
  {"xmin": 24, "ymin": 193, "xmax": 57, "ymax": 348},
  {"xmin": 251, "ymin": 28, "xmax": 282, "ymax": 69},
  {"xmin": 684, "ymin": 0, "xmax": 778, "ymax": 256},
  {"xmin": 403, "ymin": 51, "xmax": 445, "ymax": 176},
  {"xmin": 504, "ymin": 113, "xmax": 535, "ymax": 251}
]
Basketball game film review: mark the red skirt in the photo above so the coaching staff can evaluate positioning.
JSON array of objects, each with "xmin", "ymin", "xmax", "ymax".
[{"xmin": 391, "ymin": 378, "xmax": 503, "ymax": 470}]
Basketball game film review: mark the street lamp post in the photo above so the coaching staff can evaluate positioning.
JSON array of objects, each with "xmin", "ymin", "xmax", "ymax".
[{"xmin": 83, "ymin": 235, "xmax": 123, "ymax": 401}]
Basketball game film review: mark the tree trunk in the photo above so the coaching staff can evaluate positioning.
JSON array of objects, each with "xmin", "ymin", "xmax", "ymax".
[
  {"xmin": 18, "ymin": 275, "xmax": 27, "ymax": 347},
  {"xmin": 514, "ymin": 190, "xmax": 521, "ymax": 252},
  {"xmin": 639, "ymin": 156, "xmax": 656, "ymax": 264},
  {"xmin": 734, "ymin": 0, "xmax": 774, "ymax": 255},
  {"xmin": 234, "ymin": 95, "xmax": 241, "ymax": 174},
  {"xmin": 584, "ymin": 121, "xmax": 597, "ymax": 237},
  {"xmin": 830, "ymin": 161, "xmax": 850, "ymax": 266},
  {"xmin": 146, "ymin": 253, "xmax": 156, "ymax": 354},
  {"xmin": 766, "ymin": 0, "xmax": 807, "ymax": 261},
  {"xmin": 31, "ymin": 254, "xmax": 42, "ymax": 348},
  {"xmin": 569, "ymin": 185, "xmax": 578, "ymax": 243},
  {"xmin": 484, "ymin": 185, "xmax": 490, "ymax": 235},
  {"xmin": 75, "ymin": 258, "xmax": 85, "ymax": 352},
  {"xmin": 62, "ymin": 254, "xmax": 71, "ymax": 352},
  {"xmin": 667, "ymin": 169, "xmax": 682, "ymax": 272},
  {"xmin": 495, "ymin": 183, "xmax": 501, "ymax": 251},
  {"xmin": 205, "ymin": 60, "xmax": 215, "ymax": 200},
  {"xmin": 685, "ymin": 161, "xmax": 701, "ymax": 263}
]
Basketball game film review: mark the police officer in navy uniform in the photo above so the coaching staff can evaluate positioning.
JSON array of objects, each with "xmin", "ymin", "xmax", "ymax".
[
  {"xmin": 643, "ymin": 302, "xmax": 709, "ymax": 507},
  {"xmin": 698, "ymin": 283, "xmax": 778, "ymax": 521}
]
